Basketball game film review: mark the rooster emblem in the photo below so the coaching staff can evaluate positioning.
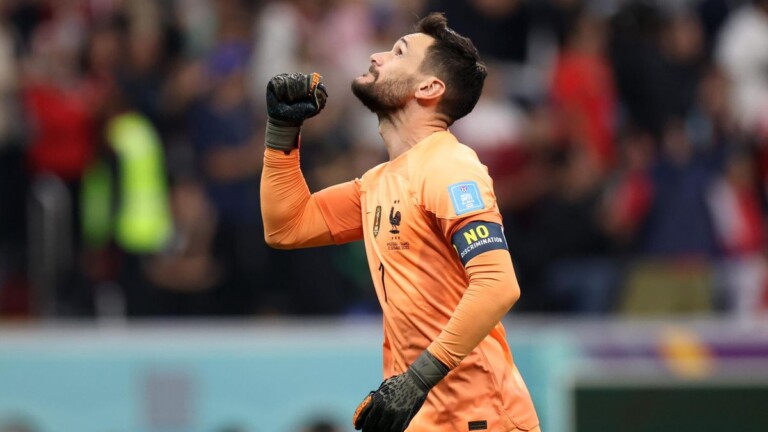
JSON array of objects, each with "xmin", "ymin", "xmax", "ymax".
[{"xmin": 389, "ymin": 201, "xmax": 401, "ymax": 234}]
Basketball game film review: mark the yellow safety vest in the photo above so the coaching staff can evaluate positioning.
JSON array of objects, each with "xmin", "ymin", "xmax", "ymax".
[{"xmin": 106, "ymin": 112, "xmax": 172, "ymax": 253}]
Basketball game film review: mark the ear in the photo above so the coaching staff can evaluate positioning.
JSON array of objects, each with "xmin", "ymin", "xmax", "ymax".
[{"xmin": 415, "ymin": 77, "xmax": 445, "ymax": 102}]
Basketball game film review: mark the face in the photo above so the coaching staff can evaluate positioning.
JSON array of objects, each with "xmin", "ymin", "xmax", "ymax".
[{"xmin": 351, "ymin": 33, "xmax": 434, "ymax": 115}]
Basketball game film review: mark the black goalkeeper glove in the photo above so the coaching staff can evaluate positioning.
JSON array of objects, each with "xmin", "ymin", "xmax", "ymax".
[
  {"xmin": 353, "ymin": 350, "xmax": 449, "ymax": 432},
  {"xmin": 265, "ymin": 72, "xmax": 328, "ymax": 152}
]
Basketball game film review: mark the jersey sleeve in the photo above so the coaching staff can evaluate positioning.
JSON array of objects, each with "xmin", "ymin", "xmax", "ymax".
[
  {"xmin": 314, "ymin": 179, "xmax": 364, "ymax": 244},
  {"xmin": 418, "ymin": 151, "xmax": 503, "ymax": 242}
]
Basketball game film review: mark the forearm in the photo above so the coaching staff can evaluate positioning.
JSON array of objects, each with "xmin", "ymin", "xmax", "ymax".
[
  {"xmin": 260, "ymin": 148, "xmax": 334, "ymax": 248},
  {"xmin": 427, "ymin": 250, "xmax": 521, "ymax": 369}
]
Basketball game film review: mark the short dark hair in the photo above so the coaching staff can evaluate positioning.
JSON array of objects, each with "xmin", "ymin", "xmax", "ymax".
[{"xmin": 415, "ymin": 13, "xmax": 487, "ymax": 125}]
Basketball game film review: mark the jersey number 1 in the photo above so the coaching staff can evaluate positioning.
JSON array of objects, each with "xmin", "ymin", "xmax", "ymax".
[{"xmin": 379, "ymin": 263, "xmax": 387, "ymax": 302}]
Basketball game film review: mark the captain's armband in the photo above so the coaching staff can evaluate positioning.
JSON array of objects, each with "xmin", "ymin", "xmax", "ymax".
[{"xmin": 451, "ymin": 221, "xmax": 508, "ymax": 266}]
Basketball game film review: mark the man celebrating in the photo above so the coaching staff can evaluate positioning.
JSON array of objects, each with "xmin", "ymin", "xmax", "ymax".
[{"xmin": 261, "ymin": 13, "xmax": 540, "ymax": 432}]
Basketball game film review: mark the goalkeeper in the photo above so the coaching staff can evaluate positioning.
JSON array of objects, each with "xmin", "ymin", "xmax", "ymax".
[{"xmin": 260, "ymin": 12, "xmax": 540, "ymax": 432}]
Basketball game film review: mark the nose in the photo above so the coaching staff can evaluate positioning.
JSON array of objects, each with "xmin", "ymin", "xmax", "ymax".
[{"xmin": 370, "ymin": 51, "xmax": 386, "ymax": 66}]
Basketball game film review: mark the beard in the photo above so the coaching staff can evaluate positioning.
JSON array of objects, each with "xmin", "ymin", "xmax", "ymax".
[{"xmin": 351, "ymin": 70, "xmax": 414, "ymax": 116}]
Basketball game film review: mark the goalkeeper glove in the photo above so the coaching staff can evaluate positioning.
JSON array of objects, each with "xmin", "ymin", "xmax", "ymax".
[
  {"xmin": 353, "ymin": 350, "xmax": 449, "ymax": 432},
  {"xmin": 265, "ymin": 72, "xmax": 328, "ymax": 152}
]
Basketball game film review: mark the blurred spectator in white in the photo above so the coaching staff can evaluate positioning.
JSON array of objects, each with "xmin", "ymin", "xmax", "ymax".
[
  {"xmin": 551, "ymin": 10, "xmax": 617, "ymax": 174},
  {"xmin": 249, "ymin": 0, "xmax": 327, "ymax": 105},
  {"xmin": 176, "ymin": 0, "xmax": 217, "ymax": 56},
  {"xmin": 715, "ymin": 0, "xmax": 768, "ymax": 137},
  {"xmin": 707, "ymin": 149, "xmax": 768, "ymax": 318}
]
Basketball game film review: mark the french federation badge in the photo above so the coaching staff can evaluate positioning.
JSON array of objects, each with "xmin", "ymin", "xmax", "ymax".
[{"xmin": 448, "ymin": 181, "xmax": 485, "ymax": 215}]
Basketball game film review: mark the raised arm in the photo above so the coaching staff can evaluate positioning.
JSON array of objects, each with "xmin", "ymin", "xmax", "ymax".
[{"xmin": 261, "ymin": 73, "xmax": 363, "ymax": 249}]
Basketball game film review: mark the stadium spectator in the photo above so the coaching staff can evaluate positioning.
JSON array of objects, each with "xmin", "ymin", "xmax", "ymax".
[
  {"xmin": 188, "ymin": 38, "xmax": 266, "ymax": 315},
  {"xmin": 643, "ymin": 119, "xmax": 718, "ymax": 257},
  {"xmin": 551, "ymin": 11, "xmax": 617, "ymax": 173},
  {"xmin": 603, "ymin": 126, "xmax": 655, "ymax": 251},
  {"xmin": 715, "ymin": 0, "xmax": 768, "ymax": 137},
  {"xmin": 1, "ymin": 0, "xmax": 768, "ymax": 318},
  {"xmin": 451, "ymin": 64, "xmax": 528, "ymax": 213}
]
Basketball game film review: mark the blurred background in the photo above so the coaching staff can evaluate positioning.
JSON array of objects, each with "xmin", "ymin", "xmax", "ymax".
[{"xmin": 1, "ymin": 0, "xmax": 768, "ymax": 430}]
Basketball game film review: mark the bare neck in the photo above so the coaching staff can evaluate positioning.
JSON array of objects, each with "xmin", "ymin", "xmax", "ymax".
[{"xmin": 378, "ymin": 104, "xmax": 448, "ymax": 160}]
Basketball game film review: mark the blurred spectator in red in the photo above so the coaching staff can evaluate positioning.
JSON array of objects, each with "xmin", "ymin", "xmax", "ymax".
[
  {"xmin": 603, "ymin": 126, "xmax": 655, "ymax": 250},
  {"xmin": 707, "ymin": 149, "xmax": 764, "ymax": 256},
  {"xmin": 22, "ymin": 17, "xmax": 93, "ymax": 182},
  {"xmin": 19, "ymin": 3, "xmax": 96, "ymax": 315},
  {"xmin": 551, "ymin": 11, "xmax": 617, "ymax": 173}
]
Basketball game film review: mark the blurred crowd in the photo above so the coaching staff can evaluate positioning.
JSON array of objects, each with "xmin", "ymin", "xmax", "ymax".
[{"xmin": 0, "ymin": 0, "xmax": 767, "ymax": 319}]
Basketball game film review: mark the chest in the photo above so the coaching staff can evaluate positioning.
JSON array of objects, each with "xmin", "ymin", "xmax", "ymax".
[{"xmin": 362, "ymin": 170, "xmax": 432, "ymax": 255}]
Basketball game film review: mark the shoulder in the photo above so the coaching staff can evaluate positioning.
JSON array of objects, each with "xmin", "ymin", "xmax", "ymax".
[
  {"xmin": 360, "ymin": 161, "xmax": 388, "ymax": 189},
  {"xmin": 412, "ymin": 132, "xmax": 491, "ymax": 190},
  {"xmin": 410, "ymin": 133, "xmax": 496, "ymax": 219},
  {"xmin": 412, "ymin": 132, "xmax": 486, "ymax": 179}
]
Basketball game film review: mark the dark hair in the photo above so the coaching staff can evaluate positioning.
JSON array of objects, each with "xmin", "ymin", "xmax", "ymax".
[{"xmin": 415, "ymin": 13, "xmax": 487, "ymax": 125}]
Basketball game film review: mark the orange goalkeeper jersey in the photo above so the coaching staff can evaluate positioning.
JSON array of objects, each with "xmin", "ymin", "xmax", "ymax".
[{"xmin": 314, "ymin": 131, "xmax": 538, "ymax": 431}]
